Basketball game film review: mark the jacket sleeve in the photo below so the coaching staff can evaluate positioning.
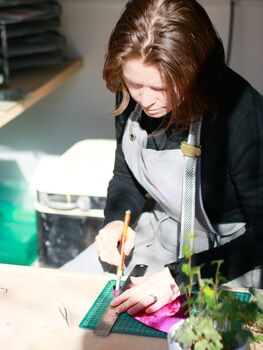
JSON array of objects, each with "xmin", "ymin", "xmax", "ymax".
[
  {"xmin": 167, "ymin": 83, "xmax": 263, "ymax": 286},
  {"xmin": 103, "ymin": 99, "xmax": 147, "ymax": 227}
]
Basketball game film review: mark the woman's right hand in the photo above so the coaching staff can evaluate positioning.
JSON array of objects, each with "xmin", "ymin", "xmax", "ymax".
[{"xmin": 95, "ymin": 221, "xmax": 136, "ymax": 266}]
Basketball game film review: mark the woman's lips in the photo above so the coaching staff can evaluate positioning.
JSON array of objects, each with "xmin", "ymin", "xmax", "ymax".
[{"xmin": 144, "ymin": 108, "xmax": 162, "ymax": 116}]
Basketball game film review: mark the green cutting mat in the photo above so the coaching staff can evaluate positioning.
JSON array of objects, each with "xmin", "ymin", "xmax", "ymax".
[
  {"xmin": 79, "ymin": 280, "xmax": 167, "ymax": 338},
  {"xmin": 79, "ymin": 280, "xmax": 251, "ymax": 338},
  {"xmin": 232, "ymin": 290, "xmax": 251, "ymax": 302}
]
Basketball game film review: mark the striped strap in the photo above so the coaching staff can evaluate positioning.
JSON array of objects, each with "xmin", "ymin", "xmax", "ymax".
[{"xmin": 179, "ymin": 119, "xmax": 202, "ymax": 258}]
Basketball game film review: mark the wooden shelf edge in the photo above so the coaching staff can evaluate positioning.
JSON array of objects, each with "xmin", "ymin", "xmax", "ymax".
[{"xmin": 0, "ymin": 58, "xmax": 84, "ymax": 128}]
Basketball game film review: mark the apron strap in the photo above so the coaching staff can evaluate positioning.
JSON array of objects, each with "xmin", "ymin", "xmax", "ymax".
[{"xmin": 179, "ymin": 119, "xmax": 202, "ymax": 258}]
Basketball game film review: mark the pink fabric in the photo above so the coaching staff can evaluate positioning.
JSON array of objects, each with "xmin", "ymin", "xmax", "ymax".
[{"xmin": 133, "ymin": 295, "xmax": 188, "ymax": 333}]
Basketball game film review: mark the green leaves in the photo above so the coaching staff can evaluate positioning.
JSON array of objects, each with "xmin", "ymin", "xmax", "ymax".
[
  {"xmin": 183, "ymin": 243, "xmax": 191, "ymax": 259},
  {"xmin": 182, "ymin": 262, "xmax": 190, "ymax": 277},
  {"xmin": 170, "ymin": 236, "xmax": 263, "ymax": 349},
  {"xmin": 173, "ymin": 316, "xmax": 223, "ymax": 350},
  {"xmin": 182, "ymin": 232, "xmax": 195, "ymax": 259}
]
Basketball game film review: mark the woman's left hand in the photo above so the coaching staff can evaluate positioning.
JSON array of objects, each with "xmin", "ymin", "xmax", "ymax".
[{"xmin": 110, "ymin": 267, "xmax": 180, "ymax": 315}]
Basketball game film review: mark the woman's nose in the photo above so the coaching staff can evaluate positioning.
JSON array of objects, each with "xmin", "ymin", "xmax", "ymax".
[{"xmin": 139, "ymin": 87, "xmax": 155, "ymax": 108}]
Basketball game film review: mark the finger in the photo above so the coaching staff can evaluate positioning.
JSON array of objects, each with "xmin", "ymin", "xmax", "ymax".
[
  {"xmin": 145, "ymin": 301, "xmax": 165, "ymax": 314},
  {"xmin": 100, "ymin": 248, "xmax": 120, "ymax": 266},
  {"xmin": 127, "ymin": 294, "xmax": 159, "ymax": 315},
  {"xmin": 95, "ymin": 234, "xmax": 109, "ymax": 254},
  {"xmin": 111, "ymin": 289, "xmax": 131, "ymax": 307},
  {"xmin": 99, "ymin": 250, "xmax": 117, "ymax": 265},
  {"xmin": 112, "ymin": 290, "xmax": 159, "ymax": 315},
  {"xmin": 95, "ymin": 235, "xmax": 120, "ymax": 266},
  {"xmin": 115, "ymin": 294, "xmax": 148, "ymax": 314},
  {"xmin": 145, "ymin": 290, "xmax": 181, "ymax": 314},
  {"xmin": 124, "ymin": 229, "xmax": 135, "ymax": 255}
]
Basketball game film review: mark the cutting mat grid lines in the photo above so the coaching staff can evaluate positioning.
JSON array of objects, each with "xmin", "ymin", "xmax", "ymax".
[
  {"xmin": 79, "ymin": 280, "xmax": 251, "ymax": 338},
  {"xmin": 234, "ymin": 291, "xmax": 251, "ymax": 302},
  {"xmin": 79, "ymin": 280, "xmax": 167, "ymax": 338}
]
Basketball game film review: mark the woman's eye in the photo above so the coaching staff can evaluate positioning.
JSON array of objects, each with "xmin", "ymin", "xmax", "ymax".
[
  {"xmin": 126, "ymin": 81, "xmax": 141, "ymax": 89},
  {"xmin": 152, "ymin": 87, "xmax": 166, "ymax": 92},
  {"xmin": 126, "ymin": 81, "xmax": 166, "ymax": 92}
]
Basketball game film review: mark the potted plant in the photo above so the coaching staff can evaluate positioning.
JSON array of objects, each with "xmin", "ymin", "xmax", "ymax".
[
  {"xmin": 168, "ymin": 242, "xmax": 263, "ymax": 350},
  {"xmin": 245, "ymin": 287, "xmax": 263, "ymax": 344}
]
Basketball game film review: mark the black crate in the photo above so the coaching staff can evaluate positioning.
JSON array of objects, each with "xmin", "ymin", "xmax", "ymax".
[{"xmin": 37, "ymin": 210, "xmax": 103, "ymax": 268}]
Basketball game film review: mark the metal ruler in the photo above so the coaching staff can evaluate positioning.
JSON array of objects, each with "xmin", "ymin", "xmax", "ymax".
[{"xmin": 94, "ymin": 264, "xmax": 148, "ymax": 336}]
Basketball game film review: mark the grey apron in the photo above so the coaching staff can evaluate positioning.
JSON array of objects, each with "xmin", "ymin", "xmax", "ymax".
[
  {"xmin": 122, "ymin": 105, "xmax": 216, "ymax": 275},
  {"xmin": 122, "ymin": 105, "xmax": 261, "ymax": 287},
  {"xmin": 63, "ymin": 105, "xmax": 261, "ymax": 287}
]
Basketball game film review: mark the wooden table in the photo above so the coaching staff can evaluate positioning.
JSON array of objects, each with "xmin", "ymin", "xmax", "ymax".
[
  {"xmin": 0, "ymin": 263, "xmax": 167, "ymax": 350},
  {"xmin": 0, "ymin": 263, "xmax": 262, "ymax": 350}
]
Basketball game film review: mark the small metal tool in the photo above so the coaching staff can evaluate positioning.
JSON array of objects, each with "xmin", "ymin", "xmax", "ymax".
[
  {"xmin": 115, "ymin": 209, "xmax": 131, "ymax": 293},
  {"xmin": 94, "ymin": 264, "xmax": 148, "ymax": 336}
]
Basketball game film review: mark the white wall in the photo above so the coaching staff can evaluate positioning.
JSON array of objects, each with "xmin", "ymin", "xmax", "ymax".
[
  {"xmin": 229, "ymin": 0, "xmax": 263, "ymax": 93},
  {"xmin": 200, "ymin": 1, "xmax": 263, "ymax": 95},
  {"xmin": 0, "ymin": 0, "xmax": 262, "ymax": 186}
]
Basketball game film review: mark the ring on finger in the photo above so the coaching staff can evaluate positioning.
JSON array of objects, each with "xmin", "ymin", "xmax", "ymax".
[{"xmin": 149, "ymin": 294, "xmax": 158, "ymax": 303}]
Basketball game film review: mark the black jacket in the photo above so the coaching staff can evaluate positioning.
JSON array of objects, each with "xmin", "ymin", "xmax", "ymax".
[{"xmin": 104, "ymin": 68, "xmax": 263, "ymax": 286}]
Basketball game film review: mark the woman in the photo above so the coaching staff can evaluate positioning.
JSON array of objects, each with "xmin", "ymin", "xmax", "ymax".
[{"xmin": 64, "ymin": 0, "xmax": 263, "ymax": 315}]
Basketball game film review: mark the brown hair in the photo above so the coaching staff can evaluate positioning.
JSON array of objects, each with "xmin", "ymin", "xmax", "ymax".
[{"xmin": 103, "ymin": 0, "xmax": 227, "ymax": 130}]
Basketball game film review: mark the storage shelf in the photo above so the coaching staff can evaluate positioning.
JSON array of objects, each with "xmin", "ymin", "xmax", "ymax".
[{"xmin": 0, "ymin": 57, "xmax": 84, "ymax": 128}]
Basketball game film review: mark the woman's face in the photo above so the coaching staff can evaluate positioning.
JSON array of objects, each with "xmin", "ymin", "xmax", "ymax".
[{"xmin": 122, "ymin": 57, "xmax": 171, "ymax": 118}]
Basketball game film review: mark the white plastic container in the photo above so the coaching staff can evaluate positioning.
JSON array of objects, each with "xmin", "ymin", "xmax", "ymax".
[{"xmin": 32, "ymin": 139, "xmax": 116, "ymax": 267}]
